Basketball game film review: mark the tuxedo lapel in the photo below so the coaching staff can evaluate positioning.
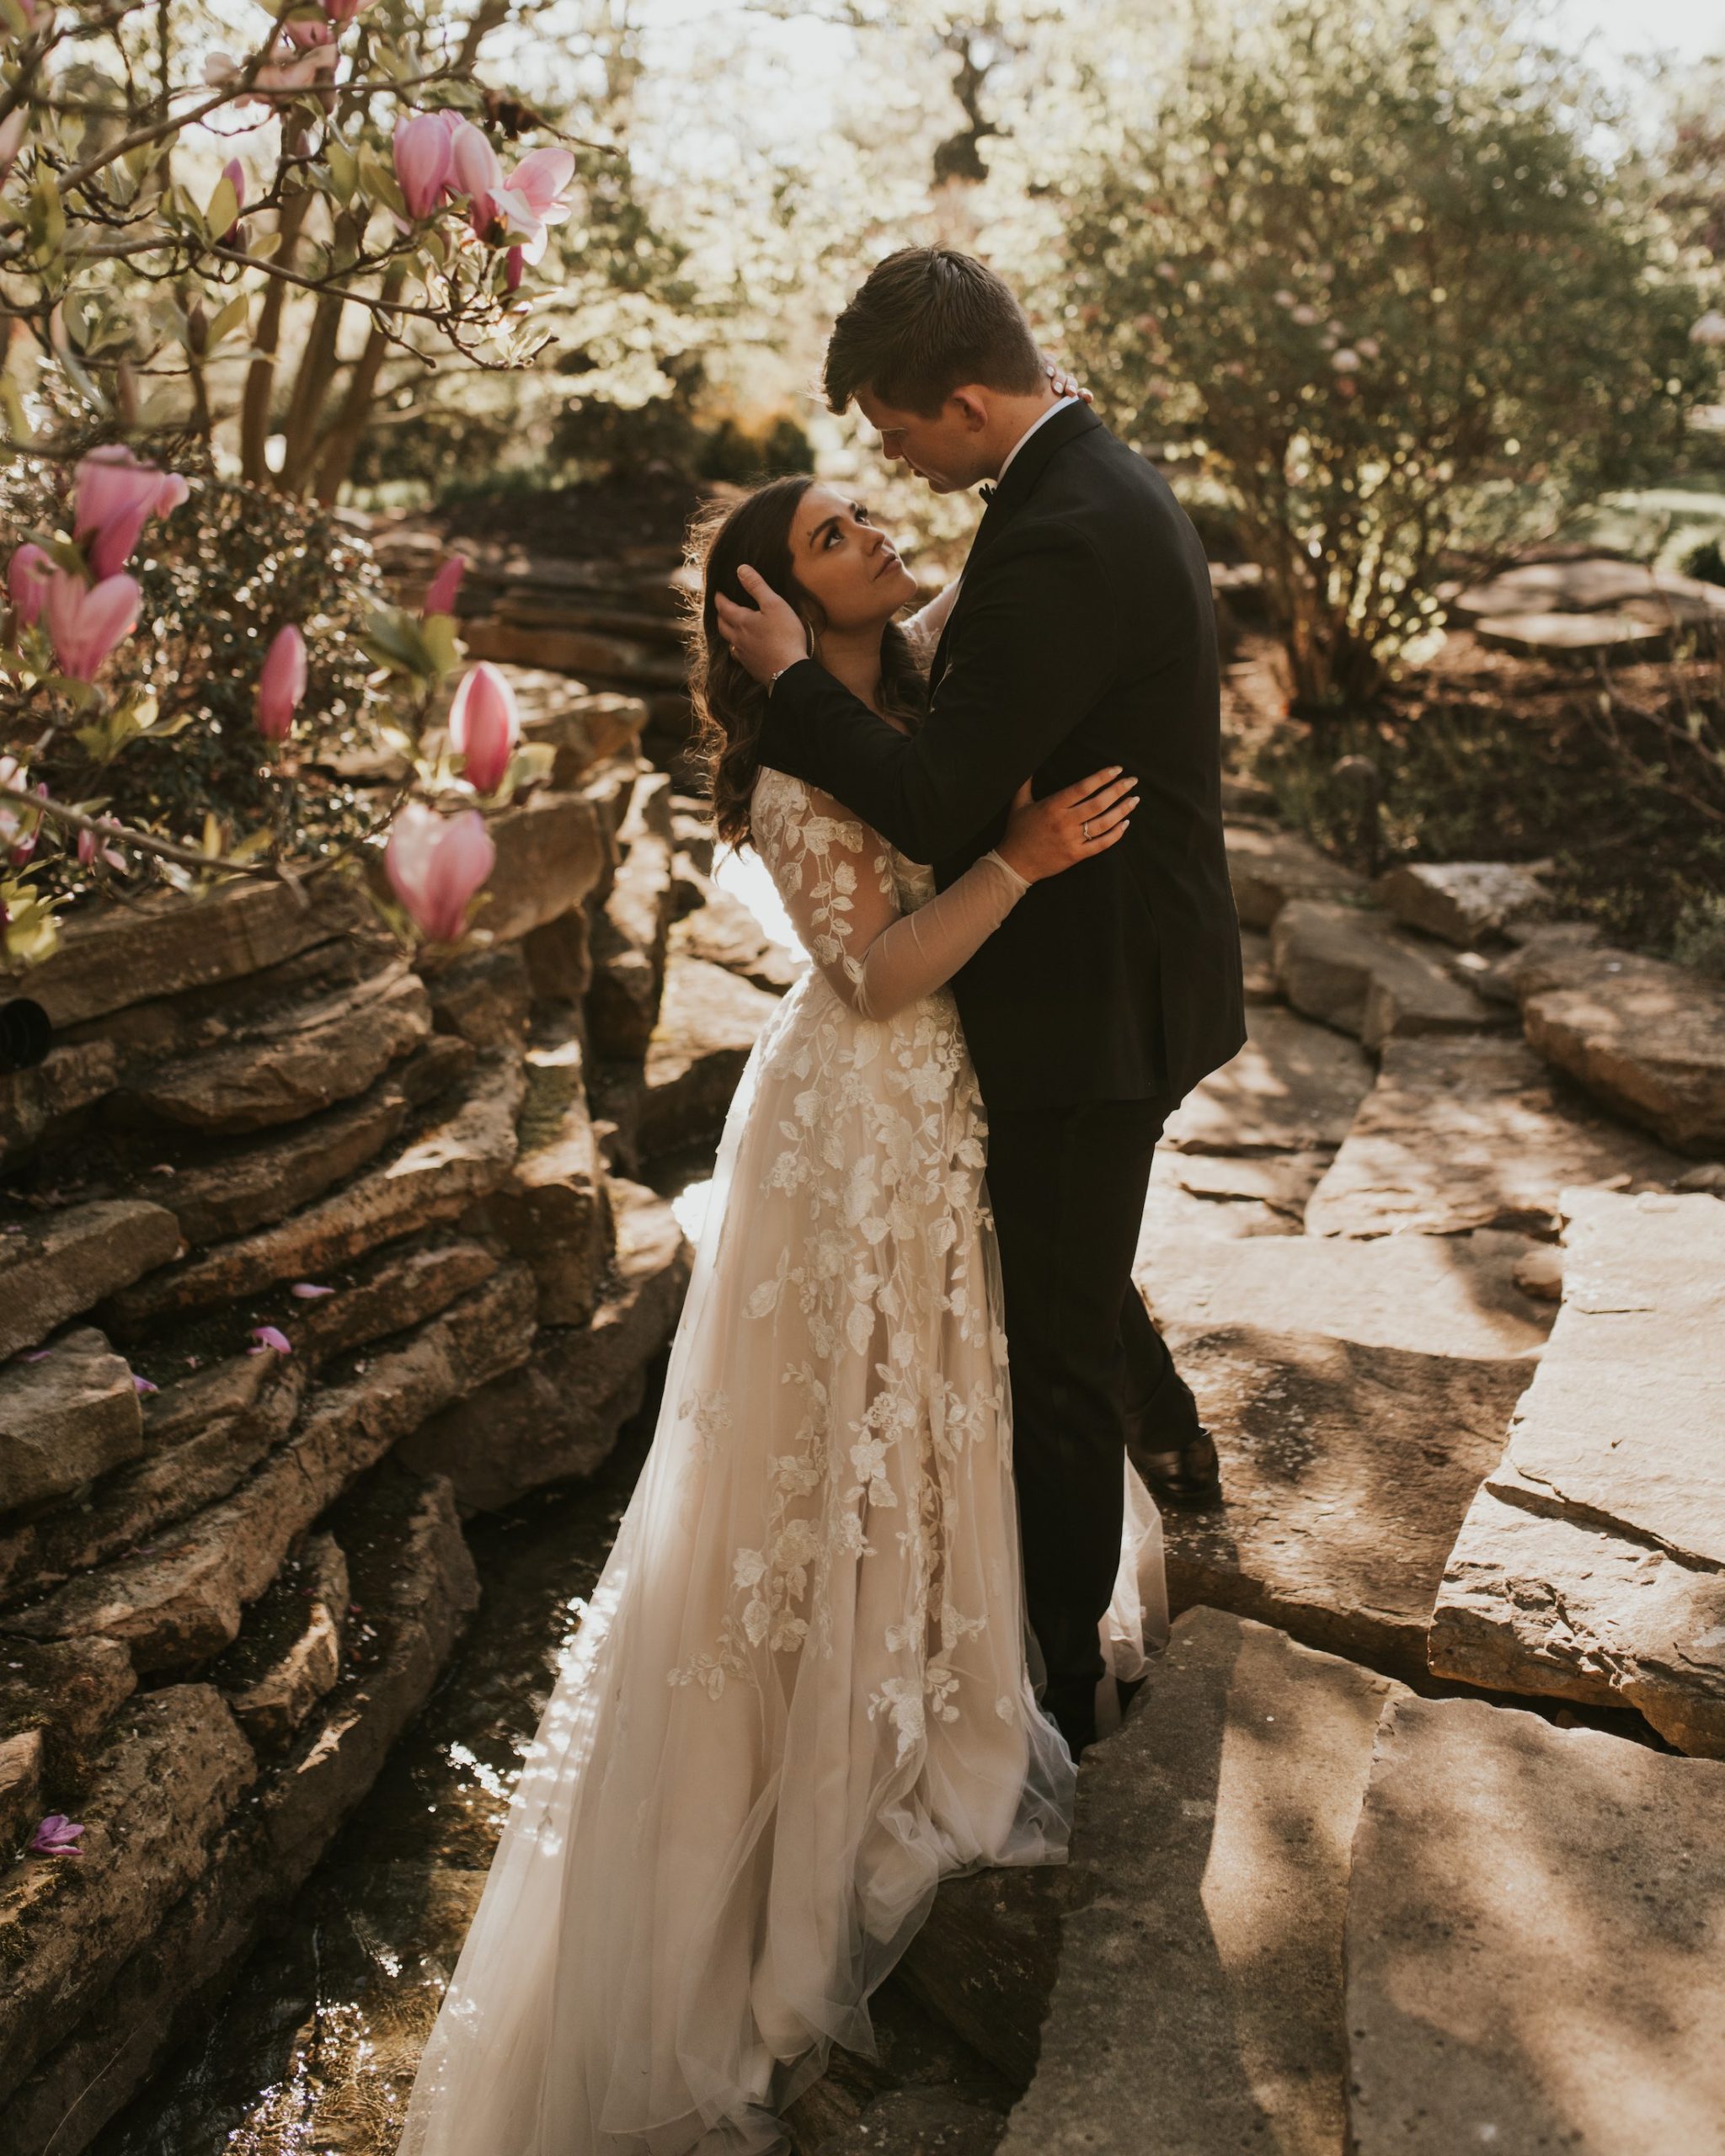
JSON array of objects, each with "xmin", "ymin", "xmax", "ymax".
[{"xmin": 927, "ymin": 403, "xmax": 1103, "ymax": 693}]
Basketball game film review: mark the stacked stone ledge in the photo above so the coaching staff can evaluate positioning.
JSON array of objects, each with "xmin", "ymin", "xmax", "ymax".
[{"xmin": 0, "ymin": 642, "xmax": 798, "ymax": 2153}]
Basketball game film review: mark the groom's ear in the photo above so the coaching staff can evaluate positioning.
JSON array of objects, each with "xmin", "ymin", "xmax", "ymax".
[{"xmin": 948, "ymin": 387, "xmax": 991, "ymax": 433}]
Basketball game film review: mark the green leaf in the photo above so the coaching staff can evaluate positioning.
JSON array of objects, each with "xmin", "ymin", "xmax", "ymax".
[
  {"xmin": 419, "ymin": 611, "xmax": 462, "ymax": 678},
  {"xmin": 207, "ymin": 292, "xmax": 250, "ymax": 347},
  {"xmin": 0, "ymin": 379, "xmax": 35, "ymax": 445},
  {"xmin": 324, "ymin": 136, "xmax": 359, "ymax": 205},
  {"xmin": 205, "ymin": 174, "xmax": 239, "ymax": 243}
]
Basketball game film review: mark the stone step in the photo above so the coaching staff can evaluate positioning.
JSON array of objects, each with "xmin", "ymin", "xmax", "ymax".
[
  {"xmin": 1224, "ymin": 825, "xmax": 1365, "ymax": 930},
  {"xmin": 1272, "ymin": 900, "xmax": 1494, "ymax": 1050},
  {"xmin": 1161, "ymin": 1005, "xmax": 1373, "ymax": 1158},
  {"xmin": 998, "ymin": 1609, "xmax": 1406, "ymax": 2156},
  {"xmin": 1430, "ymin": 1190, "xmax": 1725, "ymax": 1754},
  {"xmin": 1474, "ymin": 608, "xmax": 1671, "ymax": 659},
  {"xmin": 1306, "ymin": 1036, "xmax": 1685, "ymax": 1239},
  {"xmin": 1371, "ymin": 860, "xmax": 1550, "ymax": 948},
  {"xmin": 1509, "ymin": 938, "xmax": 1725, "ymax": 1155},
  {"xmin": 1345, "ymin": 1694, "xmax": 1725, "ymax": 2156},
  {"xmin": 1156, "ymin": 1321, "xmax": 1532, "ymax": 1676}
]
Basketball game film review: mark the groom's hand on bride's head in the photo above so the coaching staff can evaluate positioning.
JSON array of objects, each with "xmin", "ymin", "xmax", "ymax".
[{"xmin": 714, "ymin": 568, "xmax": 809, "ymax": 688}]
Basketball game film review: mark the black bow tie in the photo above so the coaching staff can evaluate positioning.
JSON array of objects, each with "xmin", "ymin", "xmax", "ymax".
[{"xmin": 978, "ymin": 483, "xmax": 996, "ymax": 504}]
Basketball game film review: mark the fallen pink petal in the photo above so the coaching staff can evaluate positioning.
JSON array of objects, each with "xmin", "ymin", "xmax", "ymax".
[
  {"xmin": 248, "ymin": 1326, "xmax": 292, "ymax": 1355},
  {"xmin": 290, "ymin": 1282, "xmax": 335, "ymax": 1299},
  {"xmin": 29, "ymin": 1814, "xmax": 85, "ymax": 1856}
]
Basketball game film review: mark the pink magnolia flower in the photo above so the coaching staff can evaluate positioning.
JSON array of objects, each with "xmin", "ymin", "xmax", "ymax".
[
  {"xmin": 321, "ymin": 0, "xmax": 375, "ymax": 24},
  {"xmin": 449, "ymin": 663, "xmax": 519, "ymax": 793},
  {"xmin": 29, "ymin": 1814, "xmax": 84, "ymax": 1857},
  {"xmin": 422, "ymin": 553, "xmax": 465, "ymax": 616},
  {"xmin": 504, "ymin": 245, "xmax": 525, "ymax": 293},
  {"xmin": 73, "ymin": 447, "xmax": 188, "ymax": 579},
  {"xmin": 77, "ymin": 819, "xmax": 126, "ymax": 872},
  {"xmin": 248, "ymin": 1325, "xmax": 292, "ymax": 1355},
  {"xmin": 492, "ymin": 145, "xmax": 574, "ymax": 264},
  {"xmin": 393, "ymin": 111, "xmax": 454, "ymax": 219},
  {"xmin": 45, "ymin": 570, "xmax": 140, "ymax": 681},
  {"xmin": 448, "ymin": 119, "xmax": 505, "ymax": 233},
  {"xmin": 8, "ymin": 542, "xmax": 51, "ymax": 628},
  {"xmin": 257, "ymin": 623, "xmax": 307, "ymax": 744},
  {"xmin": 385, "ymin": 803, "xmax": 496, "ymax": 941}
]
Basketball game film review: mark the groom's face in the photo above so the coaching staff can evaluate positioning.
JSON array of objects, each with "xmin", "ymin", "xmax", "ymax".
[{"xmin": 855, "ymin": 387, "xmax": 990, "ymax": 495}]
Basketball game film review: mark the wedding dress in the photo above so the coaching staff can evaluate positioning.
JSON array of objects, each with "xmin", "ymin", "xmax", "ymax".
[{"xmin": 396, "ymin": 766, "xmax": 1167, "ymax": 2156}]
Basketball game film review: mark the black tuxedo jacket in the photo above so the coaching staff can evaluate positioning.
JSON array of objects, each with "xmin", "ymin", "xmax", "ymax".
[{"xmin": 756, "ymin": 402, "xmax": 1245, "ymax": 1112}]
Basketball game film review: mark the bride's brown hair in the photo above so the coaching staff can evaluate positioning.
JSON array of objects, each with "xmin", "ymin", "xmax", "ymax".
[{"xmin": 685, "ymin": 476, "xmax": 926, "ymax": 851}]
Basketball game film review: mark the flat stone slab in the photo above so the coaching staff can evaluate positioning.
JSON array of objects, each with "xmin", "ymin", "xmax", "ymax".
[
  {"xmin": 1346, "ymin": 1694, "xmax": 1725, "ymax": 2156},
  {"xmin": 1305, "ymin": 1037, "xmax": 1683, "ymax": 1239},
  {"xmin": 1158, "ymin": 1325, "xmax": 1530, "ymax": 1675},
  {"xmin": 122, "ymin": 962, "xmax": 430, "ymax": 1135},
  {"xmin": 1516, "ymin": 942, "xmax": 1725, "ymax": 1154},
  {"xmin": 1224, "ymin": 825, "xmax": 1365, "ymax": 930},
  {"xmin": 1141, "ymin": 1148, "xmax": 1329, "ymax": 1246},
  {"xmin": 1429, "ymin": 1191, "xmax": 1725, "ymax": 1753},
  {"xmin": 0, "ymin": 1201, "xmax": 181, "ymax": 1361},
  {"xmin": 1453, "ymin": 558, "xmax": 1674, "ymax": 617},
  {"xmin": 1431, "ymin": 1480, "xmax": 1725, "ymax": 1758},
  {"xmin": 638, "ymin": 955, "xmax": 781, "ymax": 1161},
  {"xmin": 1273, "ymin": 900, "xmax": 1492, "ymax": 1050},
  {"xmin": 1371, "ymin": 861, "xmax": 1549, "ymax": 947},
  {"xmin": 0, "ymin": 1328, "xmax": 143, "ymax": 1514},
  {"xmin": 1493, "ymin": 1191, "xmax": 1725, "ymax": 1566},
  {"xmin": 1138, "ymin": 1226, "xmax": 1553, "ymax": 1363},
  {"xmin": 1162, "ymin": 1006, "xmax": 1373, "ymax": 1156},
  {"xmin": 0, "ymin": 878, "xmax": 365, "ymax": 1030},
  {"xmin": 1000, "ymin": 1609, "xmax": 1406, "ymax": 2156},
  {"xmin": 1474, "ymin": 608, "xmax": 1669, "ymax": 659},
  {"xmin": 102, "ymin": 1053, "xmax": 524, "ymax": 1333}
]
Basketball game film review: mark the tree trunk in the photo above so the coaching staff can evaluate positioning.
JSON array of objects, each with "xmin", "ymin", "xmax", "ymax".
[
  {"xmin": 239, "ymin": 190, "xmax": 311, "ymax": 487},
  {"xmin": 310, "ymin": 267, "xmax": 407, "ymax": 504}
]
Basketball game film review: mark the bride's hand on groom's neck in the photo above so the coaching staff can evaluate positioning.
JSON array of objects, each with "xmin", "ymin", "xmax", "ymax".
[{"xmin": 715, "ymin": 568, "xmax": 809, "ymax": 689}]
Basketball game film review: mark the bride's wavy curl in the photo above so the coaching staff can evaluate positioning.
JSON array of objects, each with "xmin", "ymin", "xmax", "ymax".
[{"xmin": 685, "ymin": 476, "xmax": 926, "ymax": 851}]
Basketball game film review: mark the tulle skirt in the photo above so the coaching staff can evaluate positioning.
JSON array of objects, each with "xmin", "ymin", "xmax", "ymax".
[{"xmin": 395, "ymin": 974, "xmax": 1167, "ymax": 2156}]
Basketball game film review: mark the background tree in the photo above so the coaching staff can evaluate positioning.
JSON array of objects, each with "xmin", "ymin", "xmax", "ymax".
[{"xmin": 1056, "ymin": 0, "xmax": 1719, "ymax": 707}]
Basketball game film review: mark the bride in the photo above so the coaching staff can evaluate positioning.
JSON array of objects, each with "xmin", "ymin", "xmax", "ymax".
[{"xmin": 395, "ymin": 476, "xmax": 1168, "ymax": 2156}]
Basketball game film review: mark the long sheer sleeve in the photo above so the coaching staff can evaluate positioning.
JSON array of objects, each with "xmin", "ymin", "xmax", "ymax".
[
  {"xmin": 901, "ymin": 578, "xmax": 961, "ymax": 664},
  {"xmin": 752, "ymin": 771, "xmax": 1028, "ymax": 1024}
]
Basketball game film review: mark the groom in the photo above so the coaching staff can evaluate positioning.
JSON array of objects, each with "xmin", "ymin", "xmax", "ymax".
[{"xmin": 718, "ymin": 247, "xmax": 1244, "ymax": 1754}]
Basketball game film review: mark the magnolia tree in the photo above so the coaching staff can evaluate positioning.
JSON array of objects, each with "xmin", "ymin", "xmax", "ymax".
[
  {"xmin": 0, "ymin": 0, "xmax": 590, "ymax": 969},
  {"xmin": 1056, "ymin": 0, "xmax": 1722, "ymax": 707}
]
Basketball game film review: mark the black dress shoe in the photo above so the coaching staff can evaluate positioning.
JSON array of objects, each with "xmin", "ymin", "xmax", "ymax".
[{"xmin": 1135, "ymin": 1426, "xmax": 1223, "ymax": 1508}]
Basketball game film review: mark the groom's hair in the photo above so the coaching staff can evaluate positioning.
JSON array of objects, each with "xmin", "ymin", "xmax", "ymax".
[{"xmin": 823, "ymin": 248, "xmax": 1044, "ymax": 417}]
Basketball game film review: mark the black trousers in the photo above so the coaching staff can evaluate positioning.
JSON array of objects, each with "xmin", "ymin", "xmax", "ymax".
[{"xmin": 985, "ymin": 1097, "xmax": 1203, "ymax": 1752}]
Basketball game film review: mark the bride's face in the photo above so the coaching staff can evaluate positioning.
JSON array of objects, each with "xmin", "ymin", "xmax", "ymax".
[{"xmin": 788, "ymin": 485, "xmax": 917, "ymax": 632}]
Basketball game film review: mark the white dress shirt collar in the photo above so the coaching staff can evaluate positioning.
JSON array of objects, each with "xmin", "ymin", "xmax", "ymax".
[{"xmin": 995, "ymin": 394, "xmax": 1080, "ymax": 484}]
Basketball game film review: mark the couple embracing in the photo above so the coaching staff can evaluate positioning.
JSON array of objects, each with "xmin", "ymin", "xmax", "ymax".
[{"xmin": 398, "ymin": 247, "xmax": 1245, "ymax": 2156}]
